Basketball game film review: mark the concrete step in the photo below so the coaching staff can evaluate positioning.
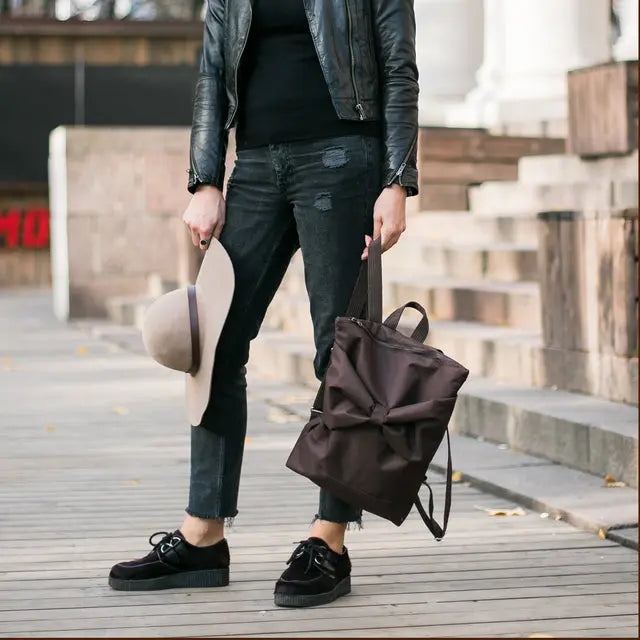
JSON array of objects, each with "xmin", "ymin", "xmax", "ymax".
[
  {"xmin": 418, "ymin": 183, "xmax": 469, "ymax": 211},
  {"xmin": 420, "ymin": 160, "xmax": 517, "ymax": 184},
  {"xmin": 264, "ymin": 292, "xmax": 544, "ymax": 386},
  {"xmin": 469, "ymin": 180, "xmax": 638, "ymax": 217},
  {"xmin": 384, "ymin": 238, "xmax": 538, "ymax": 282},
  {"xmin": 386, "ymin": 275, "xmax": 540, "ymax": 332},
  {"xmin": 263, "ymin": 288, "xmax": 637, "ymax": 405},
  {"xmin": 278, "ymin": 259, "xmax": 540, "ymax": 331},
  {"xmin": 518, "ymin": 151, "xmax": 639, "ymax": 185},
  {"xmin": 105, "ymin": 273, "xmax": 175, "ymax": 329},
  {"xmin": 406, "ymin": 211, "xmax": 539, "ymax": 245},
  {"xmin": 250, "ymin": 373, "xmax": 637, "ymax": 546},
  {"xmin": 104, "ymin": 294, "xmax": 154, "ymax": 330},
  {"xmin": 251, "ymin": 327, "xmax": 639, "ymax": 488},
  {"xmin": 419, "ymin": 127, "xmax": 565, "ymax": 162}
]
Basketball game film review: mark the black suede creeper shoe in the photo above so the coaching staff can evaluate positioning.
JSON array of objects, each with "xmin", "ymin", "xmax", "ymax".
[
  {"xmin": 274, "ymin": 537, "xmax": 351, "ymax": 607},
  {"xmin": 109, "ymin": 530, "xmax": 230, "ymax": 591}
]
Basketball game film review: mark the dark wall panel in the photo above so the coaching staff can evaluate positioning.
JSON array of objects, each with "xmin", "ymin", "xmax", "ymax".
[
  {"xmin": 0, "ymin": 64, "xmax": 199, "ymax": 183},
  {"xmin": 0, "ymin": 66, "xmax": 75, "ymax": 183},
  {"xmin": 84, "ymin": 65, "xmax": 198, "ymax": 126}
]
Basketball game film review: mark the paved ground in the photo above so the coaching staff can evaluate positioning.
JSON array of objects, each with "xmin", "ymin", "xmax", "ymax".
[{"xmin": 0, "ymin": 290, "xmax": 638, "ymax": 638}]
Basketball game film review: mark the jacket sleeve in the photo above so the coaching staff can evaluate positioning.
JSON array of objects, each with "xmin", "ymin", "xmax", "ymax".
[
  {"xmin": 187, "ymin": 0, "xmax": 229, "ymax": 194},
  {"xmin": 370, "ymin": 0, "xmax": 420, "ymax": 197}
]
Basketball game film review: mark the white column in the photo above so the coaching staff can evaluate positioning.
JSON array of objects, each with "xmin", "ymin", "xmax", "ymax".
[
  {"xmin": 446, "ymin": 0, "xmax": 505, "ymax": 128},
  {"xmin": 447, "ymin": 0, "xmax": 612, "ymax": 135},
  {"xmin": 613, "ymin": 0, "xmax": 639, "ymax": 61},
  {"xmin": 415, "ymin": 0, "xmax": 484, "ymax": 125}
]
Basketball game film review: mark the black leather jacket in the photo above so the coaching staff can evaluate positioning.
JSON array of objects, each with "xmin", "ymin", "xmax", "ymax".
[{"xmin": 188, "ymin": 0, "xmax": 419, "ymax": 197}]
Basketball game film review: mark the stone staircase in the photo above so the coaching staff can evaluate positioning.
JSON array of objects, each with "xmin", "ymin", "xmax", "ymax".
[
  {"xmin": 105, "ymin": 274, "xmax": 177, "ymax": 331},
  {"xmin": 100, "ymin": 132, "xmax": 638, "ymax": 489},
  {"xmin": 251, "ymin": 147, "xmax": 639, "ymax": 488},
  {"xmin": 416, "ymin": 127, "xmax": 565, "ymax": 210}
]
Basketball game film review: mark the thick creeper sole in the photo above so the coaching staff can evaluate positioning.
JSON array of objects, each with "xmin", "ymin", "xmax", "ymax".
[
  {"xmin": 274, "ymin": 576, "xmax": 351, "ymax": 608},
  {"xmin": 108, "ymin": 567, "xmax": 229, "ymax": 591}
]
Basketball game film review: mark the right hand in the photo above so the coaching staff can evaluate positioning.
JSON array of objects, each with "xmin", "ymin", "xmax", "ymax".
[{"xmin": 182, "ymin": 185, "xmax": 226, "ymax": 251}]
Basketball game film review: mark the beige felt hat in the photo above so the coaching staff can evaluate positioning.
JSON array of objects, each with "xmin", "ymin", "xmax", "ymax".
[{"xmin": 141, "ymin": 237, "xmax": 235, "ymax": 426}]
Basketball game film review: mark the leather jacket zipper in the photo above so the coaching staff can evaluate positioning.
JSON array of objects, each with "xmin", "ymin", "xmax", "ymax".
[
  {"xmin": 344, "ymin": 0, "xmax": 365, "ymax": 120},
  {"xmin": 226, "ymin": 4, "xmax": 253, "ymax": 129},
  {"xmin": 388, "ymin": 128, "xmax": 419, "ymax": 187}
]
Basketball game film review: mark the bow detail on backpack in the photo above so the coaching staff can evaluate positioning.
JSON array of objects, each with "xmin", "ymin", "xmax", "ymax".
[{"xmin": 322, "ymin": 341, "xmax": 457, "ymax": 433}]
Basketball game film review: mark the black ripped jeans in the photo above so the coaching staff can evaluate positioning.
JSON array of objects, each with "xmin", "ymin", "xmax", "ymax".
[{"xmin": 187, "ymin": 133, "xmax": 382, "ymax": 524}]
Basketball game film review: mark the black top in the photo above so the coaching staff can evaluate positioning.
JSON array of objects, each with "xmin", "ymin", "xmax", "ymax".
[{"xmin": 235, "ymin": 0, "xmax": 381, "ymax": 150}]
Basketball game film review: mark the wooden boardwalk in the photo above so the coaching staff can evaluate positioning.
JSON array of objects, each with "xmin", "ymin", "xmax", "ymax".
[{"xmin": 0, "ymin": 291, "xmax": 638, "ymax": 638}]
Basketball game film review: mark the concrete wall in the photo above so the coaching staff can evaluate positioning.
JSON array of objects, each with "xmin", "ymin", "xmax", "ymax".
[{"xmin": 48, "ymin": 126, "xmax": 213, "ymax": 320}]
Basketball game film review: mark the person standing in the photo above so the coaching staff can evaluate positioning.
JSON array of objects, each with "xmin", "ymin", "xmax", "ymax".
[{"xmin": 109, "ymin": 0, "xmax": 419, "ymax": 607}]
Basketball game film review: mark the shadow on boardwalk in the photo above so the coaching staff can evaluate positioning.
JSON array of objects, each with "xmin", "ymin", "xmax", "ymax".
[{"xmin": 0, "ymin": 290, "xmax": 637, "ymax": 638}]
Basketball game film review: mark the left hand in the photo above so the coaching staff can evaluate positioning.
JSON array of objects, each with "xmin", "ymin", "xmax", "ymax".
[{"xmin": 361, "ymin": 183, "xmax": 407, "ymax": 260}]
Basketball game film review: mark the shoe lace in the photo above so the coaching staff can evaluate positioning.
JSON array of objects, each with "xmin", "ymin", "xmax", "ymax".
[
  {"xmin": 286, "ymin": 539, "xmax": 335, "ymax": 578},
  {"xmin": 148, "ymin": 531, "xmax": 183, "ymax": 568}
]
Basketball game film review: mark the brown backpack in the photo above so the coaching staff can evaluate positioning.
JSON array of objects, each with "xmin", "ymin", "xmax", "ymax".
[{"xmin": 286, "ymin": 237, "xmax": 469, "ymax": 539}]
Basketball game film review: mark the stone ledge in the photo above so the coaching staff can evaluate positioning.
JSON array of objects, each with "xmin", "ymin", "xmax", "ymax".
[
  {"xmin": 428, "ymin": 435, "xmax": 638, "ymax": 550},
  {"xmin": 254, "ymin": 367, "xmax": 639, "ymax": 550},
  {"xmin": 250, "ymin": 328, "xmax": 639, "ymax": 488},
  {"xmin": 452, "ymin": 377, "xmax": 638, "ymax": 487}
]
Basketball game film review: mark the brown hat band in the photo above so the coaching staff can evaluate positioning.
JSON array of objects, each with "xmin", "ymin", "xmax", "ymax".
[{"xmin": 187, "ymin": 285, "xmax": 201, "ymax": 375}]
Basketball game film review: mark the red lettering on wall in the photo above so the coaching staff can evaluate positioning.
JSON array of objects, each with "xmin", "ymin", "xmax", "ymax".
[
  {"xmin": 22, "ymin": 209, "xmax": 50, "ymax": 249},
  {"xmin": 0, "ymin": 210, "xmax": 21, "ymax": 248},
  {"xmin": 0, "ymin": 209, "xmax": 50, "ymax": 249}
]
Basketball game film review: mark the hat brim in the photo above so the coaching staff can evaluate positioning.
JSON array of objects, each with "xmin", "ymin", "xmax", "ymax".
[{"xmin": 185, "ymin": 237, "xmax": 235, "ymax": 426}]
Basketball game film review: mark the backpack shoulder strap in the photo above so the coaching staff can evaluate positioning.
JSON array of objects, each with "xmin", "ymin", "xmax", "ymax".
[{"xmin": 415, "ymin": 427, "xmax": 452, "ymax": 541}]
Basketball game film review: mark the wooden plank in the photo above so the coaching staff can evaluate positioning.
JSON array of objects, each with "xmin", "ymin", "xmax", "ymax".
[
  {"xmin": 419, "ymin": 129, "xmax": 564, "ymax": 162},
  {"xmin": 537, "ymin": 213, "xmax": 563, "ymax": 349},
  {"xmin": 3, "ymin": 579, "xmax": 637, "ymax": 618},
  {"xmin": 250, "ymin": 617, "xmax": 638, "ymax": 638},
  {"xmin": 1, "ymin": 573, "xmax": 635, "ymax": 608},
  {"xmin": 418, "ymin": 183, "xmax": 468, "ymax": 211},
  {"xmin": 568, "ymin": 61, "xmax": 639, "ymax": 157},
  {"xmin": 611, "ymin": 216, "xmax": 638, "ymax": 357},
  {"xmin": 559, "ymin": 217, "xmax": 583, "ymax": 352},
  {"xmin": 2, "ymin": 583, "xmax": 637, "ymax": 623},
  {"xmin": 1, "ymin": 603, "xmax": 636, "ymax": 637},
  {"xmin": 2, "ymin": 548, "xmax": 633, "ymax": 581},
  {"xmin": 420, "ymin": 160, "xmax": 517, "ymax": 184},
  {"xmin": 1, "ymin": 292, "xmax": 637, "ymax": 638}
]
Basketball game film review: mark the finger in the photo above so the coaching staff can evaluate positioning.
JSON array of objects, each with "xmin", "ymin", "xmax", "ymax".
[
  {"xmin": 199, "ymin": 227, "xmax": 216, "ymax": 250},
  {"xmin": 211, "ymin": 220, "xmax": 224, "ymax": 241},
  {"xmin": 361, "ymin": 234, "xmax": 372, "ymax": 260},
  {"xmin": 190, "ymin": 228, "xmax": 200, "ymax": 247},
  {"xmin": 373, "ymin": 215, "xmax": 383, "ymax": 242}
]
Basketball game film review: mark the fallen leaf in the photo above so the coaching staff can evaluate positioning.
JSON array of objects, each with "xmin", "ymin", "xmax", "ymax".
[
  {"xmin": 45, "ymin": 425, "xmax": 55, "ymax": 432},
  {"xmin": 451, "ymin": 471, "xmax": 462, "ymax": 482},
  {"xmin": 112, "ymin": 406, "xmax": 130, "ymax": 415},
  {"xmin": 123, "ymin": 479, "xmax": 140, "ymax": 485},
  {"xmin": 75, "ymin": 346, "xmax": 88, "ymax": 355},
  {"xmin": 604, "ymin": 473, "xmax": 616, "ymax": 483},
  {"xmin": 598, "ymin": 528, "xmax": 607, "ymax": 539},
  {"xmin": 604, "ymin": 480, "xmax": 627, "ymax": 488},
  {"xmin": 475, "ymin": 506, "xmax": 527, "ymax": 517},
  {"xmin": 266, "ymin": 407, "xmax": 299, "ymax": 424}
]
